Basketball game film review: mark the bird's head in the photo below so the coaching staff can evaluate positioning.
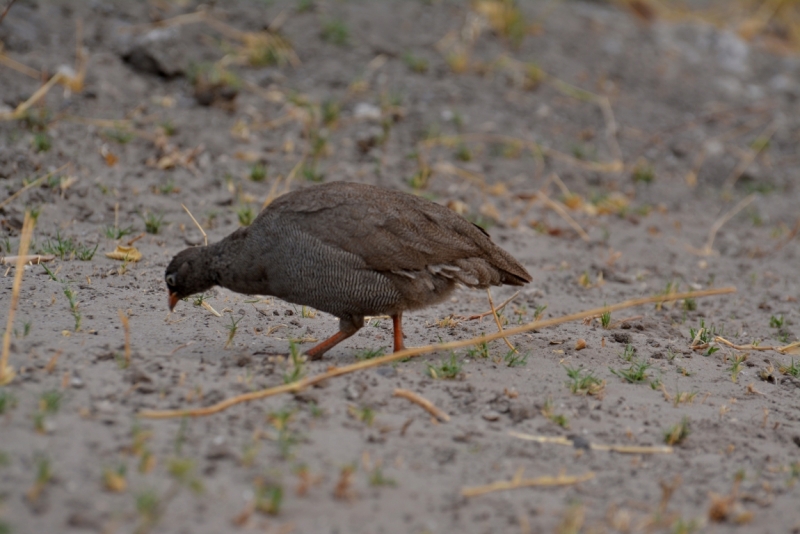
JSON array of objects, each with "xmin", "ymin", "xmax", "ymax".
[{"xmin": 164, "ymin": 246, "xmax": 216, "ymax": 311}]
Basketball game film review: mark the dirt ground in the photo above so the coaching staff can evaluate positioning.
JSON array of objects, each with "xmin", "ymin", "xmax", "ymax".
[{"xmin": 1, "ymin": 1, "xmax": 799, "ymax": 533}]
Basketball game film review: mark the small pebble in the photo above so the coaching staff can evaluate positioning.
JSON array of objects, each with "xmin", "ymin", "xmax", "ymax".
[{"xmin": 482, "ymin": 410, "xmax": 501, "ymax": 422}]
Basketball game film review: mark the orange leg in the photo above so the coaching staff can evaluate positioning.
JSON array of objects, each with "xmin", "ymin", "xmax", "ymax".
[
  {"xmin": 391, "ymin": 313, "xmax": 406, "ymax": 352},
  {"xmin": 305, "ymin": 330, "xmax": 356, "ymax": 361}
]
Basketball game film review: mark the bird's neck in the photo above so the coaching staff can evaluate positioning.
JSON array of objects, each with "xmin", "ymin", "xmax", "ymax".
[{"xmin": 206, "ymin": 230, "xmax": 262, "ymax": 294}]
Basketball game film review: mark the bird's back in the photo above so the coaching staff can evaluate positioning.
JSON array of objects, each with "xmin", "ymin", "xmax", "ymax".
[{"xmin": 250, "ymin": 182, "xmax": 530, "ymax": 317}]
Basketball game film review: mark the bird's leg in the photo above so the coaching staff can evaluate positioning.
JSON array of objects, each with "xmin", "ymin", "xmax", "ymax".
[
  {"xmin": 304, "ymin": 316, "xmax": 362, "ymax": 361},
  {"xmin": 391, "ymin": 312, "xmax": 406, "ymax": 353}
]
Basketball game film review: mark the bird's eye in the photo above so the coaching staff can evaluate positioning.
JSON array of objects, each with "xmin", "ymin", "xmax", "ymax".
[{"xmin": 165, "ymin": 273, "xmax": 177, "ymax": 287}]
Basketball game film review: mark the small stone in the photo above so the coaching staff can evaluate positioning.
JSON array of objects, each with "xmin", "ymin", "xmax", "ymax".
[
  {"xmin": 345, "ymin": 383, "xmax": 363, "ymax": 401},
  {"xmin": 482, "ymin": 410, "xmax": 500, "ymax": 421},
  {"xmin": 354, "ymin": 102, "xmax": 381, "ymax": 121},
  {"xmin": 612, "ymin": 332, "xmax": 631, "ymax": 344},
  {"xmin": 570, "ymin": 435, "xmax": 591, "ymax": 450},
  {"xmin": 94, "ymin": 400, "xmax": 116, "ymax": 414},
  {"xmin": 375, "ymin": 366, "xmax": 396, "ymax": 378}
]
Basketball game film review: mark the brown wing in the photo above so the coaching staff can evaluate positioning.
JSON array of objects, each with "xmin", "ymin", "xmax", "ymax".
[{"xmin": 267, "ymin": 182, "xmax": 531, "ymax": 285}]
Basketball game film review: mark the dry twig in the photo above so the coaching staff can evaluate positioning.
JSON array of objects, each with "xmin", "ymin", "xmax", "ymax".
[
  {"xmin": 486, "ymin": 288, "xmax": 516, "ymax": 353},
  {"xmin": 393, "ymin": 388, "xmax": 450, "ymax": 422},
  {"xmin": 716, "ymin": 336, "xmax": 800, "ymax": 355},
  {"xmin": 461, "ymin": 467, "xmax": 595, "ymax": 498},
  {"xmin": 181, "ymin": 204, "xmax": 207, "ymax": 246},
  {"xmin": 138, "ymin": 286, "xmax": 736, "ymax": 419},
  {"xmin": 0, "ymin": 164, "xmax": 69, "ymax": 210},
  {"xmin": 467, "ymin": 290, "xmax": 519, "ymax": 320},
  {"xmin": 723, "ymin": 120, "xmax": 779, "ymax": 190},
  {"xmin": 688, "ymin": 194, "xmax": 756, "ymax": 256},
  {"xmin": 536, "ymin": 189, "xmax": 590, "ymax": 241},
  {"xmin": 1, "ymin": 211, "xmax": 34, "ymax": 385},
  {"xmin": 0, "ymin": 254, "xmax": 54, "ymax": 265}
]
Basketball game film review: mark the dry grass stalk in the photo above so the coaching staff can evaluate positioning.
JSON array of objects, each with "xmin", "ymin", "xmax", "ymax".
[
  {"xmin": 118, "ymin": 310, "xmax": 131, "ymax": 367},
  {"xmin": 0, "ymin": 254, "xmax": 54, "ymax": 265},
  {"xmin": 508, "ymin": 431, "xmax": 673, "ymax": 454},
  {"xmin": 723, "ymin": 120, "xmax": 779, "ymax": 190},
  {"xmin": 262, "ymin": 155, "xmax": 304, "ymax": 210},
  {"xmin": 0, "ymin": 164, "xmax": 69, "ymax": 210},
  {"xmin": 461, "ymin": 467, "xmax": 595, "ymax": 498},
  {"xmin": 536, "ymin": 189, "xmax": 590, "ymax": 242},
  {"xmin": 200, "ymin": 301, "xmax": 222, "ymax": 317},
  {"xmin": 181, "ymin": 203, "xmax": 207, "ymax": 246},
  {"xmin": 486, "ymin": 288, "xmax": 516, "ymax": 353},
  {"xmin": 467, "ymin": 290, "xmax": 519, "ymax": 320},
  {"xmin": 1, "ymin": 211, "xmax": 34, "ymax": 385},
  {"xmin": 333, "ymin": 465, "xmax": 356, "ymax": 500},
  {"xmin": 688, "ymin": 194, "xmax": 756, "ymax": 256},
  {"xmin": 44, "ymin": 350, "xmax": 62, "ymax": 373},
  {"xmin": 0, "ymin": 71, "xmax": 65, "ymax": 121},
  {"xmin": 0, "ymin": 51, "xmax": 40, "ymax": 79},
  {"xmin": 393, "ymin": 388, "xmax": 450, "ymax": 422},
  {"xmin": 598, "ymin": 95, "xmax": 624, "ymax": 165},
  {"xmin": 716, "ymin": 336, "xmax": 800, "ymax": 355},
  {"xmin": 137, "ymin": 286, "xmax": 736, "ymax": 419}
]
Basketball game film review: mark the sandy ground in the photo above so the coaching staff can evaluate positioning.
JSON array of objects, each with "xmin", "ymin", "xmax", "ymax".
[{"xmin": 1, "ymin": 1, "xmax": 799, "ymax": 533}]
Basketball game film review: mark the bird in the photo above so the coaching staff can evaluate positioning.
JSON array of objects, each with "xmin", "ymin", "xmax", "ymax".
[{"xmin": 165, "ymin": 181, "xmax": 531, "ymax": 359}]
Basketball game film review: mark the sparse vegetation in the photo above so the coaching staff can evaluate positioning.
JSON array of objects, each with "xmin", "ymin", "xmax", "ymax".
[
  {"xmin": 610, "ymin": 359, "xmax": 651, "ymax": 383},
  {"xmin": 728, "ymin": 353, "xmax": 748, "ymax": 383},
  {"xmin": 321, "ymin": 99, "xmax": 340, "ymax": 127},
  {"xmin": 301, "ymin": 162, "xmax": 324, "ymax": 182},
  {"xmin": 142, "ymin": 212, "xmax": 165, "ymax": 234},
  {"xmin": 32, "ymin": 132, "xmax": 52, "ymax": 152},
  {"xmin": 779, "ymin": 359, "xmax": 800, "ymax": 378},
  {"xmin": 168, "ymin": 457, "xmax": 203, "ymax": 493},
  {"xmin": 249, "ymin": 162, "xmax": 267, "ymax": 182},
  {"xmin": 283, "ymin": 341, "xmax": 306, "ymax": 384},
  {"xmin": 564, "ymin": 366, "xmax": 605, "ymax": 396},
  {"xmin": 631, "ymin": 161, "xmax": 655, "ymax": 183},
  {"xmin": 102, "ymin": 128, "xmax": 134, "ymax": 144},
  {"xmin": 104, "ymin": 225, "xmax": 134, "ymax": 240},
  {"xmin": 0, "ymin": 389, "xmax": 18, "ymax": 414},
  {"xmin": 542, "ymin": 398, "xmax": 569, "ymax": 428},
  {"xmin": 62, "ymin": 285, "xmax": 82, "ymax": 331},
  {"xmin": 600, "ymin": 310, "xmax": 611, "ymax": 328},
  {"xmin": 135, "ymin": 489, "xmax": 161, "ymax": 530},
  {"xmin": 254, "ymin": 479, "xmax": 283, "ymax": 515},
  {"xmin": 38, "ymin": 232, "xmax": 98, "ymax": 261},
  {"xmin": 664, "ymin": 417, "xmax": 691, "ymax": 446},
  {"xmin": 224, "ymin": 314, "xmax": 243, "ymax": 348},
  {"xmin": 403, "ymin": 52, "xmax": 429, "ymax": 73},
  {"xmin": 620, "ymin": 343, "xmax": 636, "ymax": 361},
  {"xmin": 503, "ymin": 349, "xmax": 528, "ymax": 367},
  {"xmin": 321, "ymin": 19, "xmax": 349, "ymax": 46},
  {"xmin": 368, "ymin": 466, "xmax": 397, "ymax": 487},
  {"xmin": 769, "ymin": 314, "xmax": 785, "ymax": 328},
  {"xmin": 348, "ymin": 404, "xmax": 375, "ymax": 426},
  {"xmin": 427, "ymin": 353, "xmax": 463, "ymax": 379},
  {"xmin": 237, "ymin": 205, "xmax": 256, "ymax": 226},
  {"xmin": 269, "ymin": 408, "xmax": 300, "ymax": 458},
  {"xmin": 467, "ymin": 340, "xmax": 489, "ymax": 359},
  {"xmin": 355, "ymin": 346, "xmax": 386, "ymax": 360}
]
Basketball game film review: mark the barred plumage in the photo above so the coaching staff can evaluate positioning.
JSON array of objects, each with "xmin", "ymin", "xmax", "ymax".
[{"xmin": 165, "ymin": 182, "xmax": 531, "ymax": 359}]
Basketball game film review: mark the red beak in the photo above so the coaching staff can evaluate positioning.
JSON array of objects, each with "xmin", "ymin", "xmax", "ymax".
[{"xmin": 168, "ymin": 291, "xmax": 180, "ymax": 311}]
